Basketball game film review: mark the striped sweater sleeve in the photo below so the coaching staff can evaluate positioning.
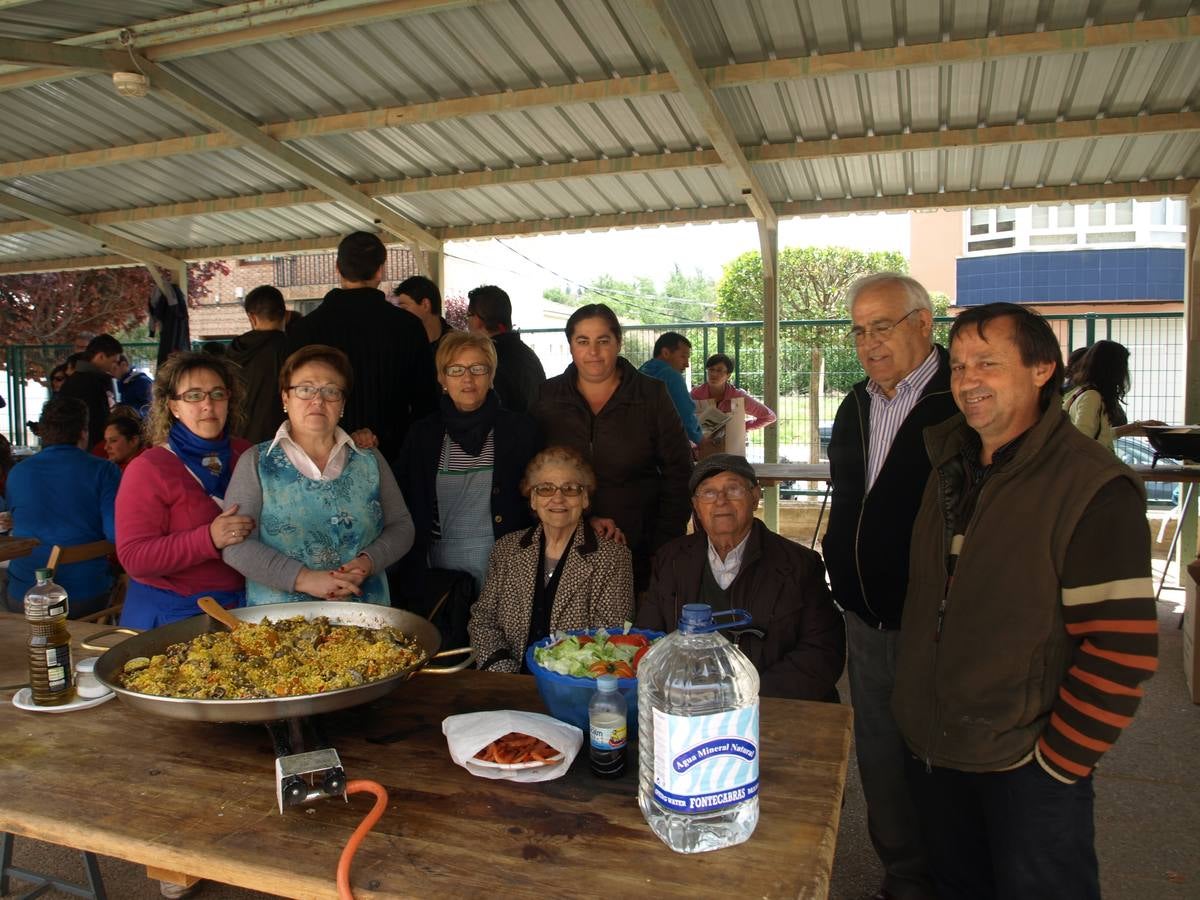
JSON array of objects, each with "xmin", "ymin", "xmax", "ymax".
[{"xmin": 1036, "ymin": 477, "xmax": 1158, "ymax": 783}]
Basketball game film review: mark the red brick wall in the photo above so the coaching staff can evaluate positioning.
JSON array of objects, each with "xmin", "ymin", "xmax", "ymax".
[{"xmin": 192, "ymin": 249, "xmax": 418, "ymax": 339}]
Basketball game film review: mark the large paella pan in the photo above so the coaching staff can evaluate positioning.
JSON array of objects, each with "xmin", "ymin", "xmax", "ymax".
[{"xmin": 90, "ymin": 601, "xmax": 473, "ymax": 723}]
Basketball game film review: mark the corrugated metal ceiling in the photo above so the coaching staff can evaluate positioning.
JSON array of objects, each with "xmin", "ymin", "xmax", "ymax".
[{"xmin": 0, "ymin": 0, "xmax": 1193, "ymax": 270}]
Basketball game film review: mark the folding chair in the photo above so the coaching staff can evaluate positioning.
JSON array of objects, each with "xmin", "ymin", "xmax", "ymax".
[{"xmin": 45, "ymin": 540, "xmax": 127, "ymax": 624}]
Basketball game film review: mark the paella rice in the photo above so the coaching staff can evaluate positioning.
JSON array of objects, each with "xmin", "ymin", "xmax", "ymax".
[{"xmin": 118, "ymin": 615, "xmax": 428, "ymax": 699}]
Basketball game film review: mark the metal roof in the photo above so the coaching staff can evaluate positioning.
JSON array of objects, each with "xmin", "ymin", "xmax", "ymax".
[{"xmin": 0, "ymin": 0, "xmax": 1195, "ymax": 272}]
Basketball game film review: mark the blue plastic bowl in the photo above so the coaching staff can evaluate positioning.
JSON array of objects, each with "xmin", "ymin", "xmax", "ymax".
[{"xmin": 525, "ymin": 627, "xmax": 665, "ymax": 739}]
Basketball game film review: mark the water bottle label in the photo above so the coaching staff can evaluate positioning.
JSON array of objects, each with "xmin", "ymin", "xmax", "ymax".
[
  {"xmin": 590, "ymin": 722, "xmax": 627, "ymax": 751},
  {"xmin": 651, "ymin": 705, "xmax": 759, "ymax": 814},
  {"xmin": 47, "ymin": 602, "xmax": 66, "ymax": 617}
]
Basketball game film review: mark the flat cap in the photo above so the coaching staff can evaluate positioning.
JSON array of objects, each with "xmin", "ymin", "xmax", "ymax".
[{"xmin": 688, "ymin": 453, "xmax": 758, "ymax": 494}]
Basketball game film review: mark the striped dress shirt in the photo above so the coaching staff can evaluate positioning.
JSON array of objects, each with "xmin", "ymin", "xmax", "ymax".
[{"xmin": 865, "ymin": 346, "xmax": 939, "ymax": 490}]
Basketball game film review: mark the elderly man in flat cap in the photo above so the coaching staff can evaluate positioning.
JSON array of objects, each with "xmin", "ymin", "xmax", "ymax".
[{"xmin": 636, "ymin": 453, "xmax": 845, "ymax": 701}]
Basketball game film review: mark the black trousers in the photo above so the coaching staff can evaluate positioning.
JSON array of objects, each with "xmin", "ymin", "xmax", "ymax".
[{"xmin": 904, "ymin": 753, "xmax": 1100, "ymax": 900}]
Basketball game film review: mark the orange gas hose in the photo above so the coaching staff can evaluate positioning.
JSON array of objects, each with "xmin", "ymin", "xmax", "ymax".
[{"xmin": 336, "ymin": 779, "xmax": 389, "ymax": 900}]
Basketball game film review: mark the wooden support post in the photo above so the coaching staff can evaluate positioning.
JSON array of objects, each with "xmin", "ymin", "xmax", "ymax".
[
  {"xmin": 1180, "ymin": 199, "xmax": 1199, "ymax": 589},
  {"xmin": 760, "ymin": 223, "xmax": 780, "ymax": 531}
]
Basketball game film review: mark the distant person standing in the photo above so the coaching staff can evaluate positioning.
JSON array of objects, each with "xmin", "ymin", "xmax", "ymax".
[
  {"xmin": 287, "ymin": 231, "xmax": 438, "ymax": 462},
  {"xmin": 114, "ymin": 354, "xmax": 153, "ymax": 416},
  {"xmin": 394, "ymin": 275, "xmax": 454, "ymax": 351},
  {"xmin": 59, "ymin": 333, "xmax": 122, "ymax": 448},
  {"xmin": 690, "ymin": 353, "xmax": 776, "ymax": 435},
  {"xmin": 227, "ymin": 285, "xmax": 290, "ymax": 444},
  {"xmin": 148, "ymin": 269, "xmax": 190, "ymax": 364},
  {"xmin": 1062, "ymin": 339, "xmax": 1164, "ymax": 451},
  {"xmin": 467, "ymin": 285, "xmax": 546, "ymax": 414},
  {"xmin": 638, "ymin": 332, "xmax": 703, "ymax": 445}
]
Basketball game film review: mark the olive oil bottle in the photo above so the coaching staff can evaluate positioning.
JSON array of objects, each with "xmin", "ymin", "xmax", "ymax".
[{"xmin": 25, "ymin": 568, "xmax": 75, "ymax": 706}]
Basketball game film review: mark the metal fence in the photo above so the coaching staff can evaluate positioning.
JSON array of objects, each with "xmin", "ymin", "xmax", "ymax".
[
  {"xmin": 2, "ymin": 313, "xmax": 1186, "ymax": 455},
  {"xmin": 520, "ymin": 311, "xmax": 1186, "ymax": 465}
]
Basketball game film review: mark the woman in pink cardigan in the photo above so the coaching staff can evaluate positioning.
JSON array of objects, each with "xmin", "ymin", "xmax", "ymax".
[
  {"xmin": 116, "ymin": 352, "xmax": 254, "ymax": 629},
  {"xmin": 690, "ymin": 353, "xmax": 777, "ymax": 432}
]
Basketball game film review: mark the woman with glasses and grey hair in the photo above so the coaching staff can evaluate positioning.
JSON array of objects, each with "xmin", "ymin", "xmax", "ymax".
[
  {"xmin": 468, "ymin": 446, "xmax": 633, "ymax": 673},
  {"xmin": 221, "ymin": 344, "xmax": 413, "ymax": 606},
  {"xmin": 116, "ymin": 351, "xmax": 255, "ymax": 629},
  {"xmin": 394, "ymin": 331, "xmax": 542, "ymax": 599}
]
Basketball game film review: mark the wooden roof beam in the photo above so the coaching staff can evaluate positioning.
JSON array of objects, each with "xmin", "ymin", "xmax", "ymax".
[
  {"xmin": 1, "ymin": 15, "xmax": 1195, "ymax": 177},
  {"xmin": 135, "ymin": 56, "xmax": 441, "ymax": 250},
  {"xmin": 0, "ymin": 38, "xmax": 131, "ymax": 72},
  {"xmin": 0, "ymin": 177, "xmax": 1192, "ymax": 274},
  {"xmin": 434, "ymin": 179, "xmax": 1196, "ymax": 241},
  {"xmin": 0, "ymin": 0, "xmax": 486, "ymax": 90},
  {"xmin": 0, "ymin": 189, "xmax": 182, "ymax": 274},
  {"xmin": 1, "ymin": 112, "xmax": 1194, "ymax": 239},
  {"xmin": 628, "ymin": 0, "xmax": 776, "ymax": 253}
]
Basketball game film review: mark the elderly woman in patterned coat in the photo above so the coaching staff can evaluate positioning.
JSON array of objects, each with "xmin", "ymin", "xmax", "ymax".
[
  {"xmin": 222, "ymin": 345, "xmax": 414, "ymax": 605},
  {"xmin": 468, "ymin": 446, "xmax": 633, "ymax": 672}
]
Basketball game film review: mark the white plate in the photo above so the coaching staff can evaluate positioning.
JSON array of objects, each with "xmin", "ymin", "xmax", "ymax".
[
  {"xmin": 470, "ymin": 752, "xmax": 565, "ymax": 770},
  {"xmin": 11, "ymin": 686, "xmax": 114, "ymax": 713}
]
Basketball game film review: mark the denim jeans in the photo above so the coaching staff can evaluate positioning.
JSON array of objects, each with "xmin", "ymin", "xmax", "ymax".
[
  {"xmin": 904, "ymin": 753, "xmax": 1100, "ymax": 900},
  {"xmin": 845, "ymin": 611, "xmax": 934, "ymax": 899}
]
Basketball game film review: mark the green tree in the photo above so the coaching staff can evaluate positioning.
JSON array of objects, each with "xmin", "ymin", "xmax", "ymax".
[{"xmin": 715, "ymin": 246, "xmax": 909, "ymax": 396}]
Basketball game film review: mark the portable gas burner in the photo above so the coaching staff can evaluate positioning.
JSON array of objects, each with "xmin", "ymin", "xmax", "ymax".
[{"xmin": 266, "ymin": 717, "xmax": 347, "ymax": 814}]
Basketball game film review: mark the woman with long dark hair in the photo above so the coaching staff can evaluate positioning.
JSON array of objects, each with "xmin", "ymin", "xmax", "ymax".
[{"xmin": 1063, "ymin": 340, "xmax": 1161, "ymax": 450}]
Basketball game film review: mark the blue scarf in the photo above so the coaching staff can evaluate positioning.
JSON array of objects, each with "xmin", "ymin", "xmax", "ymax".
[{"xmin": 168, "ymin": 419, "xmax": 233, "ymax": 499}]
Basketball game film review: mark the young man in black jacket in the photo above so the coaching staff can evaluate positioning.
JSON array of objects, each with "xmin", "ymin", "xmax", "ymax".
[
  {"xmin": 287, "ymin": 232, "xmax": 438, "ymax": 463},
  {"xmin": 822, "ymin": 273, "xmax": 957, "ymax": 900},
  {"xmin": 467, "ymin": 284, "xmax": 545, "ymax": 414},
  {"xmin": 58, "ymin": 333, "xmax": 121, "ymax": 448},
  {"xmin": 227, "ymin": 284, "xmax": 289, "ymax": 444}
]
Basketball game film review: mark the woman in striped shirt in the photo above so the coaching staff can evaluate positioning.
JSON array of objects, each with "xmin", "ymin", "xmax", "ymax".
[{"xmin": 395, "ymin": 331, "xmax": 541, "ymax": 596}]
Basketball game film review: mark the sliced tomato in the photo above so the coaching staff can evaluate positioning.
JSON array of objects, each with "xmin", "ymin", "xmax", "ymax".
[
  {"xmin": 610, "ymin": 661, "xmax": 635, "ymax": 679},
  {"xmin": 589, "ymin": 659, "xmax": 636, "ymax": 679},
  {"xmin": 576, "ymin": 636, "xmax": 594, "ymax": 645},
  {"xmin": 632, "ymin": 644, "xmax": 650, "ymax": 673},
  {"xmin": 607, "ymin": 633, "xmax": 649, "ymax": 647}
]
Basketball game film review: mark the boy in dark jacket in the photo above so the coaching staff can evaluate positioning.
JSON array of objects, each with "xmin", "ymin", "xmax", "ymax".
[{"xmin": 227, "ymin": 285, "xmax": 289, "ymax": 444}]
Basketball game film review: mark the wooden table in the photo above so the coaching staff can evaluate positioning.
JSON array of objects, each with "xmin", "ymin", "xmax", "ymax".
[{"xmin": 0, "ymin": 616, "xmax": 852, "ymax": 899}]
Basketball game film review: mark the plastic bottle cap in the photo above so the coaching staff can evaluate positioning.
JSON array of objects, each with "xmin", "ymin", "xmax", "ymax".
[
  {"xmin": 596, "ymin": 674, "xmax": 619, "ymax": 692},
  {"xmin": 679, "ymin": 603, "xmax": 712, "ymax": 633},
  {"xmin": 34, "ymin": 568, "xmax": 51, "ymax": 581}
]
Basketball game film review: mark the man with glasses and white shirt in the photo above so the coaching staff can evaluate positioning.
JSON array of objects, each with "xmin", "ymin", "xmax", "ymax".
[
  {"xmin": 822, "ymin": 273, "xmax": 958, "ymax": 900},
  {"xmin": 636, "ymin": 454, "xmax": 845, "ymax": 702}
]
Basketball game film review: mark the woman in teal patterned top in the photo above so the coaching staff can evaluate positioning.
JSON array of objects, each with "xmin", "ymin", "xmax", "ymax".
[{"xmin": 222, "ymin": 345, "xmax": 414, "ymax": 605}]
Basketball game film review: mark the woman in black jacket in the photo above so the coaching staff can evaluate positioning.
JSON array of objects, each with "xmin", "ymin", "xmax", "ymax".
[
  {"xmin": 530, "ymin": 304, "xmax": 692, "ymax": 591},
  {"xmin": 395, "ymin": 331, "xmax": 541, "ymax": 598}
]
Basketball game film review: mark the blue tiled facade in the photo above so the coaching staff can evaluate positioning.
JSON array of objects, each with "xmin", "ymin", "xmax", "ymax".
[{"xmin": 955, "ymin": 248, "xmax": 1184, "ymax": 306}]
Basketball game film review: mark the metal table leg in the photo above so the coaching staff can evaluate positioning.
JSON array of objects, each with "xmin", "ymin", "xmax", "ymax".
[
  {"xmin": 1161, "ymin": 482, "xmax": 1195, "ymax": 602},
  {"xmin": 811, "ymin": 483, "xmax": 832, "ymax": 549}
]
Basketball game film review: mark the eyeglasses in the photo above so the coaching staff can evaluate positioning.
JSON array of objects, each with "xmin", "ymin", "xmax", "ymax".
[
  {"xmin": 694, "ymin": 484, "xmax": 752, "ymax": 503},
  {"xmin": 171, "ymin": 388, "xmax": 229, "ymax": 403},
  {"xmin": 531, "ymin": 482, "xmax": 585, "ymax": 498},
  {"xmin": 846, "ymin": 309, "xmax": 919, "ymax": 345},
  {"xmin": 443, "ymin": 364, "xmax": 491, "ymax": 378},
  {"xmin": 288, "ymin": 384, "xmax": 345, "ymax": 401}
]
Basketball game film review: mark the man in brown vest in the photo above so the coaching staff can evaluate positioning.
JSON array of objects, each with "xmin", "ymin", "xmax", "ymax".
[{"xmin": 893, "ymin": 303, "xmax": 1157, "ymax": 899}]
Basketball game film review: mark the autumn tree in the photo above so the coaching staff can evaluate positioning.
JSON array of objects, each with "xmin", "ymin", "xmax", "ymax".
[{"xmin": 0, "ymin": 261, "xmax": 228, "ymax": 379}]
